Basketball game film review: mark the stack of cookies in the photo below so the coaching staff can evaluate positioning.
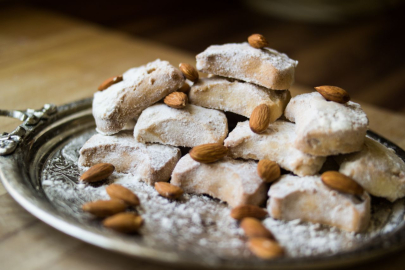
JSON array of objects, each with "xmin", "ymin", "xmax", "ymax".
[{"xmin": 78, "ymin": 34, "xmax": 405, "ymax": 258}]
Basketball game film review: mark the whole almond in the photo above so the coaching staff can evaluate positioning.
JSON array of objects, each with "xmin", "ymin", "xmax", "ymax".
[
  {"xmin": 80, "ymin": 163, "xmax": 115, "ymax": 183},
  {"xmin": 189, "ymin": 143, "xmax": 228, "ymax": 163},
  {"xmin": 315, "ymin": 85, "xmax": 350, "ymax": 104},
  {"xmin": 248, "ymin": 237, "xmax": 284, "ymax": 259},
  {"xmin": 248, "ymin": 34, "xmax": 269, "ymax": 49},
  {"xmin": 164, "ymin": 92, "xmax": 188, "ymax": 109},
  {"xmin": 98, "ymin": 75, "xmax": 123, "ymax": 91},
  {"xmin": 103, "ymin": 212, "xmax": 143, "ymax": 233},
  {"xmin": 178, "ymin": 82, "xmax": 191, "ymax": 93},
  {"xmin": 155, "ymin": 182, "xmax": 184, "ymax": 200},
  {"xmin": 82, "ymin": 199, "xmax": 127, "ymax": 217},
  {"xmin": 321, "ymin": 171, "xmax": 364, "ymax": 195},
  {"xmin": 241, "ymin": 218, "xmax": 275, "ymax": 240},
  {"xmin": 179, "ymin": 63, "xmax": 199, "ymax": 82},
  {"xmin": 249, "ymin": 104, "xmax": 271, "ymax": 134},
  {"xmin": 230, "ymin": 205, "xmax": 268, "ymax": 221},
  {"xmin": 106, "ymin": 184, "xmax": 140, "ymax": 206},
  {"xmin": 257, "ymin": 159, "xmax": 280, "ymax": 183}
]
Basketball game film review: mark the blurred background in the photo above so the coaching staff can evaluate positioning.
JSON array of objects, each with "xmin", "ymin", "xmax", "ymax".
[{"xmin": 1, "ymin": 0, "xmax": 405, "ymax": 112}]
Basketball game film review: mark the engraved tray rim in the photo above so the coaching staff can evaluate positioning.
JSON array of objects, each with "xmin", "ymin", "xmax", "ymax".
[{"xmin": 1, "ymin": 98, "xmax": 405, "ymax": 269}]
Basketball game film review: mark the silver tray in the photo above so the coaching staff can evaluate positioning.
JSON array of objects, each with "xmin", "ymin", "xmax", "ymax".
[{"xmin": 1, "ymin": 98, "xmax": 405, "ymax": 269}]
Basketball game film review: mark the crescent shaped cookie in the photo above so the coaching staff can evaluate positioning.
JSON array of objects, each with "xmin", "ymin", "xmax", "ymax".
[
  {"xmin": 93, "ymin": 59, "xmax": 184, "ymax": 135},
  {"xmin": 78, "ymin": 132, "xmax": 181, "ymax": 185},
  {"xmin": 134, "ymin": 103, "xmax": 228, "ymax": 147},
  {"xmin": 336, "ymin": 137, "xmax": 405, "ymax": 202},
  {"xmin": 189, "ymin": 76, "xmax": 291, "ymax": 122},
  {"xmin": 196, "ymin": 43, "xmax": 297, "ymax": 90},
  {"xmin": 224, "ymin": 121, "xmax": 325, "ymax": 176},
  {"xmin": 284, "ymin": 92, "xmax": 368, "ymax": 156},
  {"xmin": 268, "ymin": 174, "xmax": 371, "ymax": 232},
  {"xmin": 171, "ymin": 155, "xmax": 267, "ymax": 207}
]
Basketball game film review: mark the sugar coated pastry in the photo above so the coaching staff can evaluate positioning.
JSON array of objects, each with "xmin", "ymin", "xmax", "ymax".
[
  {"xmin": 78, "ymin": 132, "xmax": 181, "ymax": 185},
  {"xmin": 134, "ymin": 103, "xmax": 228, "ymax": 147},
  {"xmin": 189, "ymin": 76, "xmax": 291, "ymax": 122},
  {"xmin": 171, "ymin": 155, "xmax": 267, "ymax": 207},
  {"xmin": 196, "ymin": 43, "xmax": 298, "ymax": 90},
  {"xmin": 93, "ymin": 59, "xmax": 184, "ymax": 135},
  {"xmin": 224, "ymin": 121, "xmax": 325, "ymax": 176},
  {"xmin": 268, "ymin": 175, "xmax": 371, "ymax": 232},
  {"xmin": 284, "ymin": 92, "xmax": 368, "ymax": 156},
  {"xmin": 336, "ymin": 137, "xmax": 405, "ymax": 202}
]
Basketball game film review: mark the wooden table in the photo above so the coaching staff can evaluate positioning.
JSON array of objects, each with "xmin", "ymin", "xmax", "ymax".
[{"xmin": 1, "ymin": 6, "xmax": 405, "ymax": 270}]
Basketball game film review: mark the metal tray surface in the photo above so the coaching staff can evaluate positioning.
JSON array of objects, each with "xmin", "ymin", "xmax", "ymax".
[{"xmin": 1, "ymin": 98, "xmax": 405, "ymax": 269}]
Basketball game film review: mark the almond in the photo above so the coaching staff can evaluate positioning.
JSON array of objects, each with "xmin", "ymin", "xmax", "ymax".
[
  {"xmin": 321, "ymin": 171, "xmax": 364, "ymax": 195},
  {"xmin": 314, "ymin": 85, "xmax": 350, "ymax": 104},
  {"xmin": 241, "ymin": 218, "xmax": 275, "ymax": 240},
  {"xmin": 103, "ymin": 212, "xmax": 143, "ymax": 233},
  {"xmin": 106, "ymin": 184, "xmax": 140, "ymax": 206},
  {"xmin": 98, "ymin": 75, "xmax": 123, "ymax": 91},
  {"xmin": 189, "ymin": 143, "xmax": 228, "ymax": 163},
  {"xmin": 248, "ymin": 237, "xmax": 284, "ymax": 259},
  {"xmin": 230, "ymin": 205, "xmax": 268, "ymax": 221},
  {"xmin": 248, "ymin": 34, "xmax": 269, "ymax": 49},
  {"xmin": 164, "ymin": 92, "xmax": 188, "ymax": 109},
  {"xmin": 179, "ymin": 63, "xmax": 199, "ymax": 82},
  {"xmin": 80, "ymin": 163, "xmax": 115, "ymax": 183},
  {"xmin": 257, "ymin": 159, "xmax": 280, "ymax": 183},
  {"xmin": 249, "ymin": 104, "xmax": 271, "ymax": 134},
  {"xmin": 177, "ymin": 82, "xmax": 191, "ymax": 93},
  {"xmin": 82, "ymin": 199, "xmax": 127, "ymax": 217},
  {"xmin": 155, "ymin": 182, "xmax": 184, "ymax": 200}
]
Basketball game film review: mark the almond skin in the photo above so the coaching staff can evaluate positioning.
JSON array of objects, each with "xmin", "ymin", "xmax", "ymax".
[
  {"xmin": 315, "ymin": 85, "xmax": 350, "ymax": 104},
  {"xmin": 103, "ymin": 212, "xmax": 143, "ymax": 233},
  {"xmin": 155, "ymin": 182, "xmax": 184, "ymax": 200},
  {"xmin": 82, "ymin": 199, "xmax": 127, "ymax": 217},
  {"xmin": 248, "ymin": 34, "xmax": 269, "ymax": 49},
  {"xmin": 80, "ymin": 163, "xmax": 115, "ymax": 183},
  {"xmin": 248, "ymin": 237, "xmax": 284, "ymax": 259},
  {"xmin": 164, "ymin": 92, "xmax": 188, "ymax": 109},
  {"xmin": 230, "ymin": 205, "xmax": 268, "ymax": 221},
  {"xmin": 257, "ymin": 159, "xmax": 280, "ymax": 183},
  {"xmin": 177, "ymin": 82, "xmax": 191, "ymax": 93},
  {"xmin": 98, "ymin": 75, "xmax": 123, "ymax": 91},
  {"xmin": 189, "ymin": 143, "xmax": 228, "ymax": 163},
  {"xmin": 179, "ymin": 63, "xmax": 199, "ymax": 82},
  {"xmin": 106, "ymin": 184, "xmax": 140, "ymax": 206},
  {"xmin": 321, "ymin": 171, "xmax": 364, "ymax": 195},
  {"xmin": 241, "ymin": 218, "xmax": 275, "ymax": 240},
  {"xmin": 249, "ymin": 104, "xmax": 271, "ymax": 134}
]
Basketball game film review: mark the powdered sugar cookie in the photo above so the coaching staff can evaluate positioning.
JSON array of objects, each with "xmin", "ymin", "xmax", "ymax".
[
  {"xmin": 134, "ymin": 104, "xmax": 228, "ymax": 147},
  {"xmin": 189, "ymin": 76, "xmax": 290, "ymax": 122},
  {"xmin": 224, "ymin": 121, "xmax": 325, "ymax": 176},
  {"xmin": 78, "ymin": 132, "xmax": 181, "ymax": 185},
  {"xmin": 93, "ymin": 59, "xmax": 184, "ymax": 135},
  {"xmin": 196, "ymin": 43, "xmax": 297, "ymax": 90},
  {"xmin": 171, "ymin": 155, "xmax": 267, "ymax": 207},
  {"xmin": 268, "ymin": 174, "xmax": 370, "ymax": 232},
  {"xmin": 284, "ymin": 92, "xmax": 368, "ymax": 156}
]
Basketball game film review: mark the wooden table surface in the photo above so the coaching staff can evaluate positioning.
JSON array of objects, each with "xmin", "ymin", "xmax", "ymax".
[{"xmin": 1, "ymin": 5, "xmax": 405, "ymax": 270}]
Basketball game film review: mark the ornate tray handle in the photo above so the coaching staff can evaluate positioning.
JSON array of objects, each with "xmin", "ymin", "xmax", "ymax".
[{"xmin": 0, "ymin": 104, "xmax": 57, "ymax": 156}]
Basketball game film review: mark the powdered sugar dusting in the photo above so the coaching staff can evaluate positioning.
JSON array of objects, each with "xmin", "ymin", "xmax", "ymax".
[{"xmin": 41, "ymin": 131, "xmax": 405, "ymax": 261}]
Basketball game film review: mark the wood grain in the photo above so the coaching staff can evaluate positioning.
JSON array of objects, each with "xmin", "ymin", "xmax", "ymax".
[{"xmin": 1, "ymin": 5, "xmax": 405, "ymax": 270}]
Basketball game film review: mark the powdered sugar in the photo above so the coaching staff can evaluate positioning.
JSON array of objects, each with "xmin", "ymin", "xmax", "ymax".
[{"xmin": 41, "ymin": 131, "xmax": 405, "ymax": 261}]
